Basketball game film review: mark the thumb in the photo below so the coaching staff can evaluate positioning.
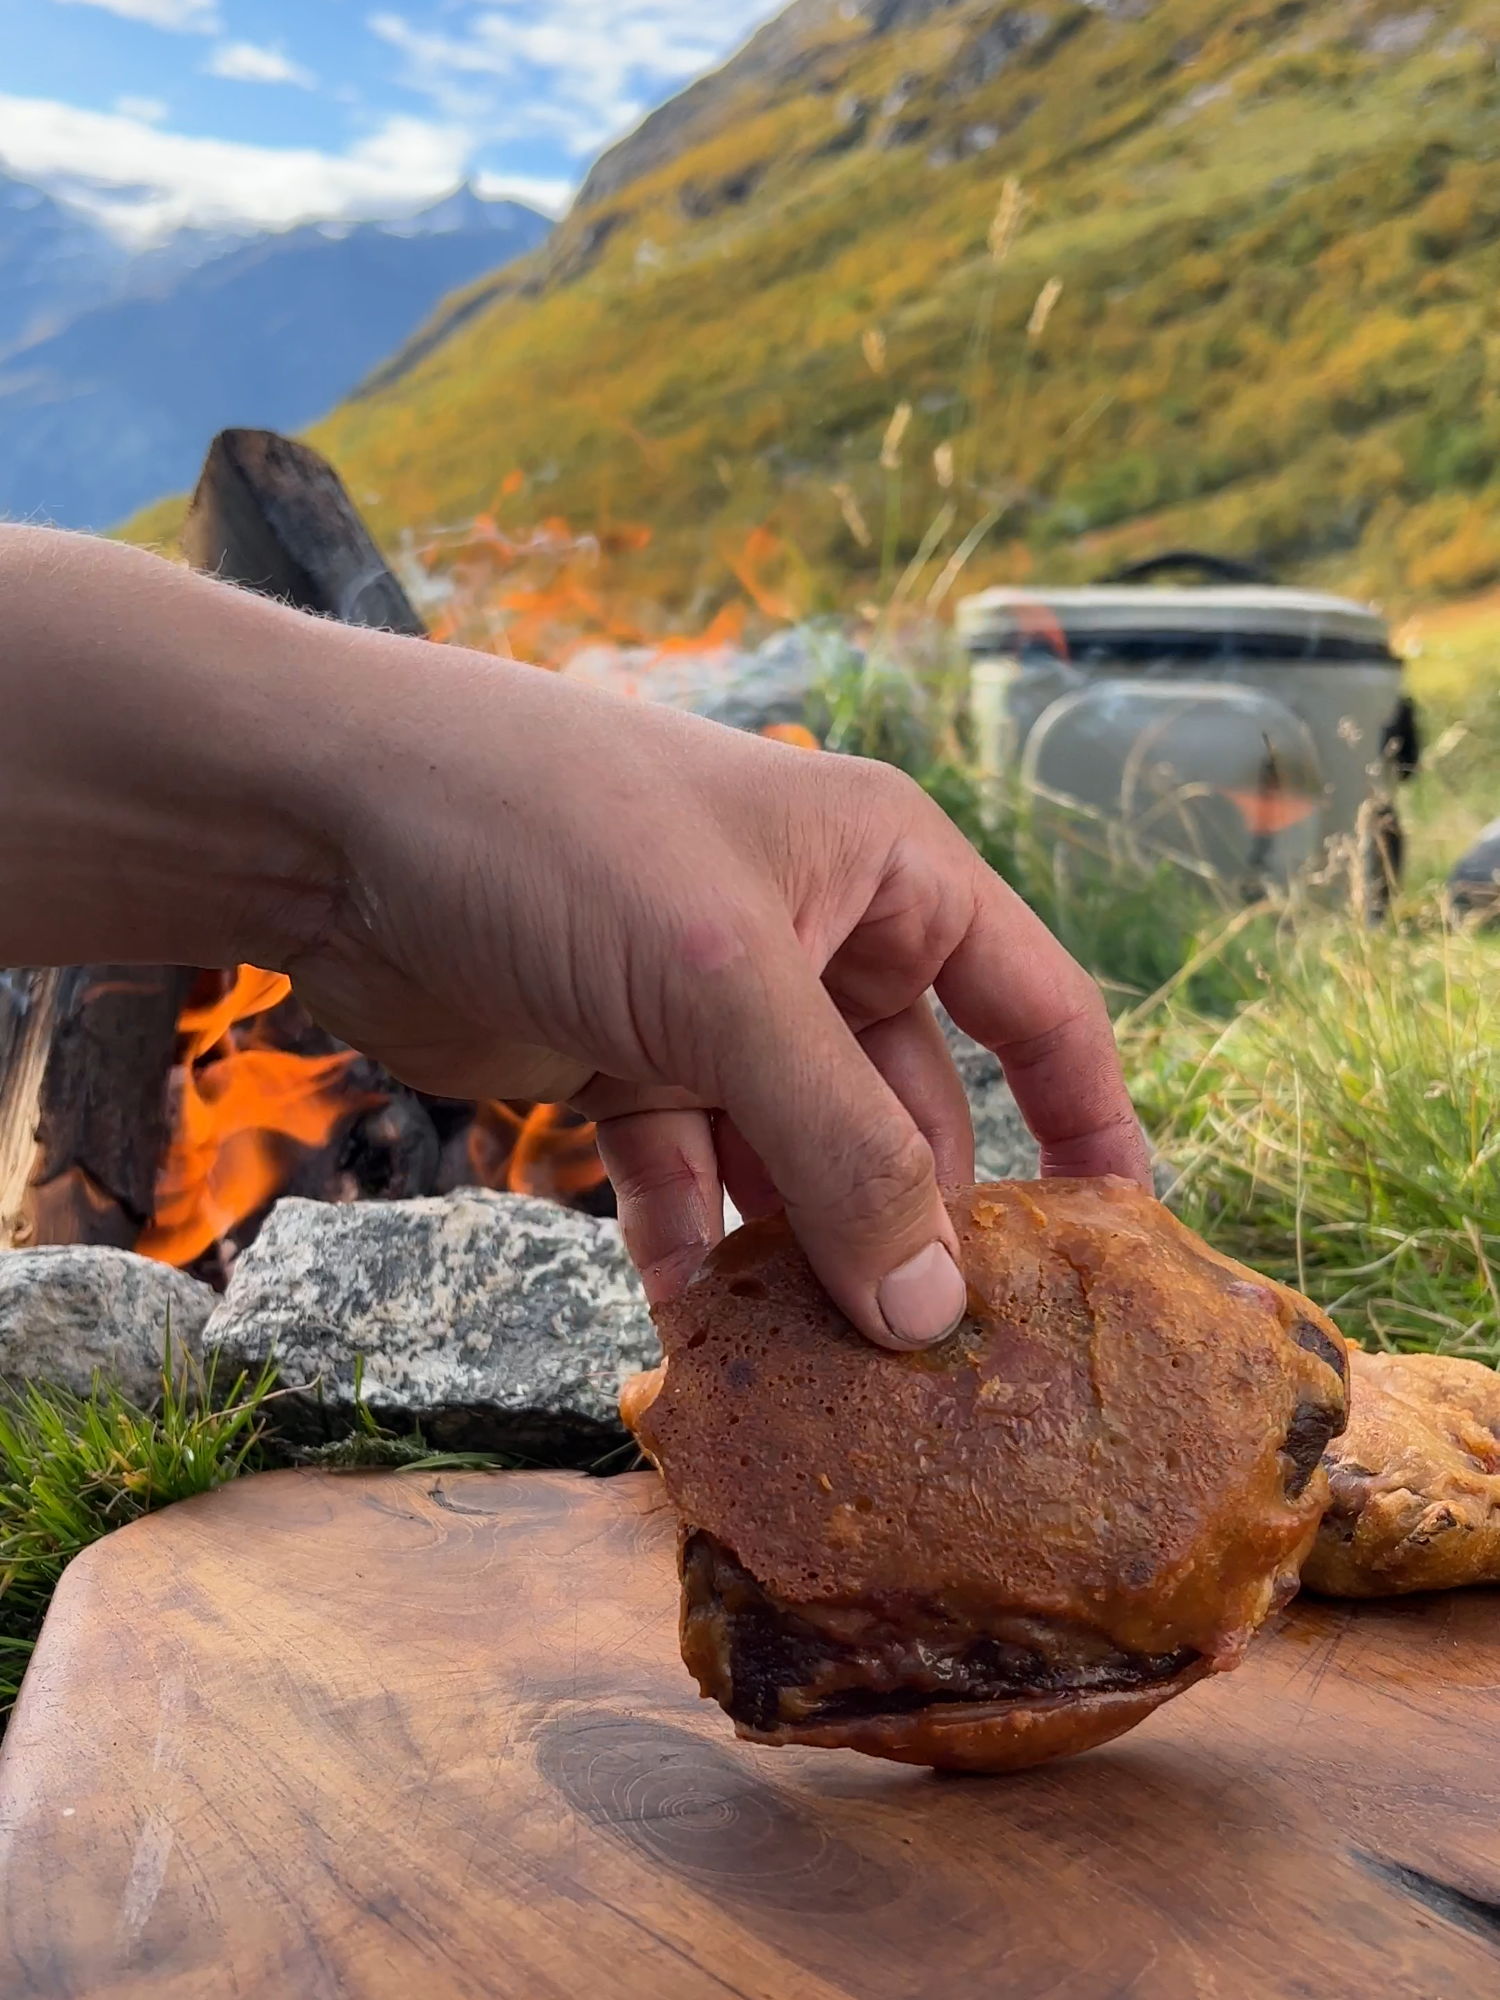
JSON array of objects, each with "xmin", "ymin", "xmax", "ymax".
[{"xmin": 698, "ymin": 938, "xmax": 967, "ymax": 1352}]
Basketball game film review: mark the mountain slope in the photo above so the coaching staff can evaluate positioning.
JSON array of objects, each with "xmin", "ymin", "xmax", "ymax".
[
  {"xmin": 1, "ymin": 189, "xmax": 550, "ymax": 530},
  {"xmin": 0, "ymin": 173, "xmax": 125, "ymax": 355},
  {"xmin": 136, "ymin": 1, "xmax": 1500, "ymax": 610}
]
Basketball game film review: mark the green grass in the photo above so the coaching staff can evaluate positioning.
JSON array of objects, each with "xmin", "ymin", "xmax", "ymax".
[
  {"xmin": 1397, "ymin": 593, "xmax": 1500, "ymax": 883},
  {"xmin": 1125, "ymin": 894, "xmax": 1500, "ymax": 1359},
  {"xmin": 0, "ymin": 1342, "xmax": 278, "ymax": 1720}
]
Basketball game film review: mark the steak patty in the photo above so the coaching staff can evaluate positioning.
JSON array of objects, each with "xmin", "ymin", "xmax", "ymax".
[{"xmin": 683, "ymin": 1529, "xmax": 1200, "ymax": 1733}]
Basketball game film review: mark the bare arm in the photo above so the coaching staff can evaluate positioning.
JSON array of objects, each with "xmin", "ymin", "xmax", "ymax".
[
  {"xmin": 0, "ymin": 526, "xmax": 1149, "ymax": 1349},
  {"xmin": 0, "ymin": 525, "xmax": 348, "ymax": 968}
]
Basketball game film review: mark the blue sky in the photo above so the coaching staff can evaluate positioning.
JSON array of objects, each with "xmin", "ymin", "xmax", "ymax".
[{"xmin": 2, "ymin": 0, "xmax": 782, "ymax": 240}]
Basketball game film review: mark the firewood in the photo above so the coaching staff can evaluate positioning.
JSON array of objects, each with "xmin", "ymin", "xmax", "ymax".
[
  {"xmin": 0, "ymin": 971, "xmax": 61, "ymax": 1249},
  {"xmin": 180, "ymin": 429, "xmax": 426, "ymax": 635},
  {"xmin": 0, "ymin": 967, "xmax": 193, "ymax": 1251}
]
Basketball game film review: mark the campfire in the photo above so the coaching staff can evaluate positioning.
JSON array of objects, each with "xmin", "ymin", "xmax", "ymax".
[
  {"xmin": 128, "ymin": 967, "xmax": 608, "ymax": 1285},
  {"xmin": 0, "ymin": 957, "xmax": 608, "ymax": 1281}
]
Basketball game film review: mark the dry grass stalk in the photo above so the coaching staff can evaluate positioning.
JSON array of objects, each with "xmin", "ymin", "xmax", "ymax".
[
  {"xmin": 926, "ymin": 499, "xmax": 1009, "ymax": 608},
  {"xmin": 891, "ymin": 500, "xmax": 958, "ymax": 606},
  {"xmin": 987, "ymin": 176, "xmax": 1029, "ymax": 266},
  {"xmin": 830, "ymin": 480, "xmax": 873, "ymax": 548},
  {"xmin": 880, "ymin": 401, "xmax": 913, "ymax": 471},
  {"xmin": 933, "ymin": 441, "xmax": 955, "ymax": 489},
  {"xmin": 1027, "ymin": 276, "xmax": 1064, "ymax": 341}
]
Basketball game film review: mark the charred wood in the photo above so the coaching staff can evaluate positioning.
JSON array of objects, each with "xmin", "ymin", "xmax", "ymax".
[
  {"xmin": 181, "ymin": 429, "xmax": 426, "ymax": 636},
  {"xmin": 0, "ymin": 966, "xmax": 193, "ymax": 1251}
]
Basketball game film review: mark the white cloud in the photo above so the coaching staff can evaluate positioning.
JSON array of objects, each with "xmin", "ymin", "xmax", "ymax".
[
  {"xmin": 114, "ymin": 95, "xmax": 169, "ymax": 123},
  {"xmin": 206, "ymin": 42, "xmax": 317, "ymax": 89},
  {"xmin": 472, "ymin": 169, "xmax": 571, "ymax": 215},
  {"xmin": 370, "ymin": 1, "xmax": 778, "ymax": 159},
  {"xmin": 0, "ymin": 94, "xmax": 471, "ymax": 242},
  {"xmin": 52, "ymin": 0, "xmax": 219, "ymax": 32},
  {"xmin": 10, "ymin": 2, "xmax": 780, "ymax": 244}
]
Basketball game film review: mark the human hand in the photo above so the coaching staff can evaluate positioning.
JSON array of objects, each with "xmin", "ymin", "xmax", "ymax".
[{"xmin": 289, "ymin": 640, "xmax": 1149, "ymax": 1351}]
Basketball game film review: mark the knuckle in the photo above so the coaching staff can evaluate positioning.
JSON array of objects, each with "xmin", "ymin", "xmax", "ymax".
[
  {"xmin": 827, "ymin": 1123, "xmax": 936, "ymax": 1236},
  {"xmin": 1001, "ymin": 983, "xmax": 1110, "ymax": 1074},
  {"xmin": 828, "ymin": 759, "xmax": 934, "ymax": 866},
  {"xmin": 857, "ymin": 757, "xmax": 926, "ymax": 815},
  {"xmin": 606, "ymin": 1152, "xmax": 704, "ymax": 1210}
]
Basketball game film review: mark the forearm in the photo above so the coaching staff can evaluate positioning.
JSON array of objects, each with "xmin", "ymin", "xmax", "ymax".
[{"xmin": 0, "ymin": 527, "xmax": 376, "ymax": 969}]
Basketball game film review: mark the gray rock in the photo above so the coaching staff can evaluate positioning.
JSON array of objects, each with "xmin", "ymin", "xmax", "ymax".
[
  {"xmin": 201, "ymin": 1190, "xmax": 658, "ymax": 1460},
  {"xmin": 562, "ymin": 623, "xmax": 841, "ymax": 738},
  {"xmin": 0, "ymin": 1247, "xmax": 213, "ymax": 1403},
  {"xmin": 938, "ymin": 1008, "xmax": 1041, "ymax": 1181},
  {"xmin": 939, "ymin": 1006, "xmax": 1178, "ymax": 1197},
  {"xmin": 689, "ymin": 626, "xmax": 833, "ymax": 735}
]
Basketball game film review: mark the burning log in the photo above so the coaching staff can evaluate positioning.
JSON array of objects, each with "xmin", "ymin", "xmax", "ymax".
[
  {"xmin": 180, "ymin": 428, "xmax": 426, "ymax": 635},
  {"xmin": 0, "ymin": 966, "xmax": 194, "ymax": 1252},
  {"xmin": 137, "ymin": 967, "xmax": 454, "ymax": 1287}
]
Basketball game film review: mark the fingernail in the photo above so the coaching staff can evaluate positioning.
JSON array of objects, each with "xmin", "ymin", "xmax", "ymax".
[
  {"xmin": 875, "ymin": 1242, "xmax": 967, "ymax": 1350},
  {"xmin": 638, "ymin": 1240, "xmax": 713, "ymax": 1308}
]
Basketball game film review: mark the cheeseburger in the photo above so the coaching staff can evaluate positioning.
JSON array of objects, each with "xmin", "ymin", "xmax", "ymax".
[{"xmin": 624, "ymin": 1178, "xmax": 1348, "ymax": 1773}]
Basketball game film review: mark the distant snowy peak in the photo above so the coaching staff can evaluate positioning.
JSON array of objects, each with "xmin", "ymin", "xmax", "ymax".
[
  {"xmin": 0, "ymin": 182, "xmax": 553, "ymax": 531},
  {"xmin": 0, "ymin": 173, "xmax": 549, "ymax": 354},
  {"xmin": 380, "ymin": 184, "xmax": 546, "ymax": 238}
]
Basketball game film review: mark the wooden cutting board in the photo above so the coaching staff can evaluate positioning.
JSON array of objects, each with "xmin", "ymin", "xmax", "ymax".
[{"xmin": 1, "ymin": 1468, "xmax": 1497, "ymax": 2000}]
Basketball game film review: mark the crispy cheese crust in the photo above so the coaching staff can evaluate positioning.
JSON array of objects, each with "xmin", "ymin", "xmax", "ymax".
[{"xmin": 1304, "ymin": 1348, "xmax": 1500, "ymax": 1597}]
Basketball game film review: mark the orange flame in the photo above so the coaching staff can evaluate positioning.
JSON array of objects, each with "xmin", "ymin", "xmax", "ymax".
[
  {"xmin": 138, "ymin": 966, "xmax": 372, "ymax": 1268},
  {"xmin": 468, "ymin": 1101, "xmax": 607, "ymax": 1202},
  {"xmin": 418, "ymin": 508, "xmax": 791, "ymax": 671},
  {"xmin": 651, "ymin": 603, "xmax": 746, "ymax": 655}
]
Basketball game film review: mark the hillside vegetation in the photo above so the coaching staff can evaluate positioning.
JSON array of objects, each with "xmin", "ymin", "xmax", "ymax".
[{"xmin": 118, "ymin": 0, "xmax": 1500, "ymax": 623}]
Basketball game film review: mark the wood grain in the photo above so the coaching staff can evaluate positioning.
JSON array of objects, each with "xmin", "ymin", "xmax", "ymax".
[
  {"xmin": 0, "ymin": 968, "xmax": 60, "ymax": 1247},
  {"xmin": 0, "ymin": 1468, "xmax": 1497, "ymax": 1999}
]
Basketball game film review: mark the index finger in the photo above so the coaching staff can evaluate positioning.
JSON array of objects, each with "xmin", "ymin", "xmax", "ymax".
[{"xmin": 934, "ymin": 859, "xmax": 1151, "ymax": 1188}]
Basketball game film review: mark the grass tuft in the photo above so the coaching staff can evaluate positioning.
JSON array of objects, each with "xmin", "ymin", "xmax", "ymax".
[
  {"xmin": 0, "ymin": 1341, "xmax": 278, "ymax": 1719},
  {"xmin": 1125, "ymin": 896, "xmax": 1500, "ymax": 1357}
]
